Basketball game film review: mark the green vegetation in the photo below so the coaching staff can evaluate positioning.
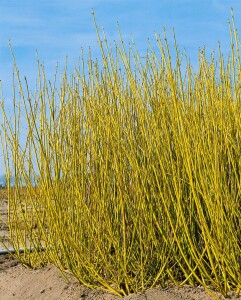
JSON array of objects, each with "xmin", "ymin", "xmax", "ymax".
[{"xmin": 1, "ymin": 11, "xmax": 241, "ymax": 298}]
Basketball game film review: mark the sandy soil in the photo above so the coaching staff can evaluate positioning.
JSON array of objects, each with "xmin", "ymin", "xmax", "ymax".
[
  {"xmin": 0, "ymin": 191, "xmax": 240, "ymax": 300},
  {"xmin": 1, "ymin": 258, "xmax": 236, "ymax": 300}
]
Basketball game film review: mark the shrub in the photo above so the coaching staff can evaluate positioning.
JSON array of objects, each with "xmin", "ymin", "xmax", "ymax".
[{"xmin": 1, "ymin": 10, "xmax": 241, "ymax": 298}]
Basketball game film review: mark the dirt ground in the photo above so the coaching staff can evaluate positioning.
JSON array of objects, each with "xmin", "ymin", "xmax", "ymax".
[
  {"xmin": 0, "ymin": 191, "xmax": 241, "ymax": 300},
  {"xmin": 1, "ymin": 257, "xmax": 238, "ymax": 300}
]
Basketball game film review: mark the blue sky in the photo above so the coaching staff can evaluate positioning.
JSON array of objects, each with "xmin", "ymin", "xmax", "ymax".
[{"xmin": 0, "ymin": 0, "xmax": 241, "ymax": 177}]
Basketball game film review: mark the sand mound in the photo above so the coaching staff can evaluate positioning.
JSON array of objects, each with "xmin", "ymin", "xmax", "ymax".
[{"xmin": 0, "ymin": 254, "xmax": 239, "ymax": 300}]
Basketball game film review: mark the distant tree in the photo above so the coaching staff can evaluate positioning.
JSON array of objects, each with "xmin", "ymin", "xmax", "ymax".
[{"xmin": 0, "ymin": 173, "xmax": 6, "ymax": 189}]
